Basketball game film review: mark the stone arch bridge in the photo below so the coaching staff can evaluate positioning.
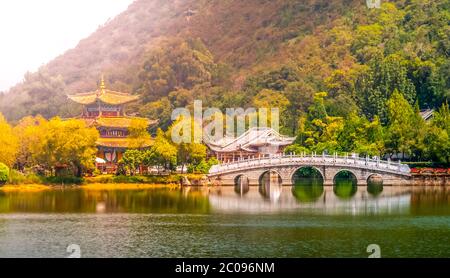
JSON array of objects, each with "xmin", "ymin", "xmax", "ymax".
[{"xmin": 208, "ymin": 153, "xmax": 411, "ymax": 186}]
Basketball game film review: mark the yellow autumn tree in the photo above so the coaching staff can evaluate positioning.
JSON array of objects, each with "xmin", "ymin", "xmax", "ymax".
[
  {"xmin": 128, "ymin": 118, "xmax": 152, "ymax": 149},
  {"xmin": 13, "ymin": 115, "xmax": 48, "ymax": 170},
  {"xmin": 0, "ymin": 113, "xmax": 19, "ymax": 167},
  {"xmin": 33, "ymin": 118, "xmax": 99, "ymax": 177}
]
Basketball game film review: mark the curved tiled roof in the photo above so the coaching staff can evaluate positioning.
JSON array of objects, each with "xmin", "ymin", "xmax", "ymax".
[
  {"xmin": 96, "ymin": 137, "xmax": 154, "ymax": 148},
  {"xmin": 206, "ymin": 127, "xmax": 295, "ymax": 152},
  {"xmin": 68, "ymin": 89, "xmax": 140, "ymax": 105},
  {"xmin": 86, "ymin": 117, "xmax": 157, "ymax": 129}
]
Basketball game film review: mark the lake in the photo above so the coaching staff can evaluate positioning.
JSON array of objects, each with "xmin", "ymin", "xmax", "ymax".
[{"xmin": 0, "ymin": 184, "xmax": 449, "ymax": 258}]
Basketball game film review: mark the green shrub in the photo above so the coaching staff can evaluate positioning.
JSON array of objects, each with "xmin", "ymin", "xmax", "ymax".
[
  {"xmin": 43, "ymin": 176, "xmax": 84, "ymax": 185},
  {"xmin": 8, "ymin": 170, "xmax": 43, "ymax": 185},
  {"xmin": 188, "ymin": 158, "xmax": 219, "ymax": 174},
  {"xmin": 0, "ymin": 163, "xmax": 9, "ymax": 185},
  {"xmin": 113, "ymin": 175, "xmax": 145, "ymax": 183},
  {"xmin": 85, "ymin": 175, "xmax": 114, "ymax": 183}
]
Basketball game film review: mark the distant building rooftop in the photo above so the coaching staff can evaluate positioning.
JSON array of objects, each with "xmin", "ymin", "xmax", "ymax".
[
  {"xmin": 420, "ymin": 109, "xmax": 434, "ymax": 121},
  {"xmin": 206, "ymin": 127, "xmax": 295, "ymax": 153}
]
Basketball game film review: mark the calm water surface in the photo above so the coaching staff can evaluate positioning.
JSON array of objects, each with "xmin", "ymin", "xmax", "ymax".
[{"xmin": 0, "ymin": 184, "xmax": 449, "ymax": 258}]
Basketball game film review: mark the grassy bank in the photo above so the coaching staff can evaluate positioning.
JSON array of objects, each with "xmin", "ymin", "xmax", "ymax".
[
  {"xmin": 81, "ymin": 183, "xmax": 181, "ymax": 190},
  {"xmin": 5, "ymin": 170, "xmax": 206, "ymax": 187},
  {"xmin": 84, "ymin": 174, "xmax": 205, "ymax": 185},
  {"xmin": 8, "ymin": 171, "xmax": 84, "ymax": 185}
]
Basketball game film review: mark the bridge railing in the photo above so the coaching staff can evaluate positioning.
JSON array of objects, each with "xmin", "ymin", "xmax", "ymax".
[{"xmin": 209, "ymin": 153, "xmax": 411, "ymax": 175}]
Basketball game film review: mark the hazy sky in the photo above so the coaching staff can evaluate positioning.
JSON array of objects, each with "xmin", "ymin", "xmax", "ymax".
[{"xmin": 0, "ymin": 0, "xmax": 135, "ymax": 92}]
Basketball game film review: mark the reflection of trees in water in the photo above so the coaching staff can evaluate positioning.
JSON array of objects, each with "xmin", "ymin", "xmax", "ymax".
[
  {"xmin": 292, "ymin": 184, "xmax": 324, "ymax": 202},
  {"xmin": 0, "ymin": 189, "xmax": 210, "ymax": 214},
  {"xmin": 367, "ymin": 174, "xmax": 383, "ymax": 196},
  {"xmin": 291, "ymin": 167, "xmax": 324, "ymax": 202},
  {"xmin": 333, "ymin": 171, "xmax": 357, "ymax": 199},
  {"xmin": 368, "ymin": 183, "xmax": 383, "ymax": 196},
  {"xmin": 410, "ymin": 187, "xmax": 450, "ymax": 215}
]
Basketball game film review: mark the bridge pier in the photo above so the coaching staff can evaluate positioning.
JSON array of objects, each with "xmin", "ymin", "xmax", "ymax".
[{"xmin": 324, "ymin": 179, "xmax": 334, "ymax": 187}]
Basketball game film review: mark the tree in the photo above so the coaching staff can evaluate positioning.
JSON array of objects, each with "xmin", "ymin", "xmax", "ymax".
[
  {"xmin": 244, "ymin": 67, "xmax": 299, "ymax": 93},
  {"xmin": 385, "ymin": 90, "xmax": 425, "ymax": 159},
  {"xmin": 337, "ymin": 113, "xmax": 384, "ymax": 156},
  {"xmin": 0, "ymin": 163, "xmax": 9, "ymax": 185},
  {"xmin": 13, "ymin": 115, "xmax": 48, "ymax": 171},
  {"xmin": 284, "ymin": 81, "xmax": 315, "ymax": 134},
  {"xmin": 356, "ymin": 55, "xmax": 417, "ymax": 123},
  {"xmin": 150, "ymin": 129, "xmax": 177, "ymax": 171},
  {"xmin": 433, "ymin": 102, "xmax": 450, "ymax": 133},
  {"xmin": 188, "ymin": 157, "xmax": 219, "ymax": 174},
  {"xmin": 284, "ymin": 144, "xmax": 309, "ymax": 155},
  {"xmin": 138, "ymin": 38, "xmax": 217, "ymax": 102},
  {"xmin": 34, "ymin": 118, "xmax": 99, "ymax": 177},
  {"xmin": 424, "ymin": 125, "xmax": 450, "ymax": 164},
  {"xmin": 424, "ymin": 102, "xmax": 450, "ymax": 163},
  {"xmin": 139, "ymin": 97, "xmax": 172, "ymax": 131},
  {"xmin": 177, "ymin": 142, "xmax": 207, "ymax": 174},
  {"xmin": 307, "ymin": 92, "xmax": 328, "ymax": 121},
  {"xmin": 324, "ymin": 69, "xmax": 359, "ymax": 118},
  {"xmin": 252, "ymin": 89, "xmax": 291, "ymax": 132},
  {"xmin": 0, "ymin": 113, "xmax": 19, "ymax": 167},
  {"xmin": 299, "ymin": 93, "xmax": 345, "ymax": 153},
  {"xmin": 128, "ymin": 118, "xmax": 152, "ymax": 149},
  {"xmin": 0, "ymin": 69, "xmax": 76, "ymax": 121},
  {"xmin": 120, "ymin": 150, "xmax": 144, "ymax": 175},
  {"xmin": 352, "ymin": 23, "xmax": 383, "ymax": 61}
]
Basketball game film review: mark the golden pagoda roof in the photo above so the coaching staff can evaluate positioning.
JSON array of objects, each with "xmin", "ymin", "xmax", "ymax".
[
  {"xmin": 96, "ymin": 137, "xmax": 154, "ymax": 148},
  {"xmin": 68, "ymin": 77, "xmax": 140, "ymax": 105},
  {"xmin": 68, "ymin": 90, "xmax": 139, "ymax": 105},
  {"xmin": 84, "ymin": 117, "xmax": 157, "ymax": 129}
]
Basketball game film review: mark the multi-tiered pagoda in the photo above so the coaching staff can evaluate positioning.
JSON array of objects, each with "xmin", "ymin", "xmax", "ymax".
[{"xmin": 68, "ymin": 77, "xmax": 156, "ymax": 173}]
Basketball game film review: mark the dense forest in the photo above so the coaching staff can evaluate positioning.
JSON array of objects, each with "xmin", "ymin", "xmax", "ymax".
[{"xmin": 0, "ymin": 0, "xmax": 449, "ymax": 166}]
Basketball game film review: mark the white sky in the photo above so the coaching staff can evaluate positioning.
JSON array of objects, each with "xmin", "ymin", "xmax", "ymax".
[{"xmin": 0, "ymin": 0, "xmax": 135, "ymax": 92}]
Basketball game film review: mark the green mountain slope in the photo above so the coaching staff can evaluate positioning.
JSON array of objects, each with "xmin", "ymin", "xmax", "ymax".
[{"xmin": 0, "ymin": 0, "xmax": 448, "ymax": 127}]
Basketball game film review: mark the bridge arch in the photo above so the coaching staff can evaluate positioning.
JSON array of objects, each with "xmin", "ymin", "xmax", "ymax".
[
  {"xmin": 332, "ymin": 169, "xmax": 358, "ymax": 185},
  {"xmin": 259, "ymin": 170, "xmax": 283, "ymax": 201},
  {"xmin": 290, "ymin": 166, "xmax": 324, "ymax": 185},
  {"xmin": 333, "ymin": 169, "xmax": 358, "ymax": 199},
  {"xmin": 234, "ymin": 174, "xmax": 250, "ymax": 195},
  {"xmin": 259, "ymin": 170, "xmax": 283, "ymax": 186}
]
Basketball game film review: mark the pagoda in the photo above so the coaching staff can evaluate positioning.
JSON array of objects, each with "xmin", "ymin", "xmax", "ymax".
[{"xmin": 68, "ymin": 77, "xmax": 156, "ymax": 173}]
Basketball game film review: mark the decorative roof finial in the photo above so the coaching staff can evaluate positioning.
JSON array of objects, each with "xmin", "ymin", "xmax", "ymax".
[
  {"xmin": 98, "ymin": 75, "xmax": 106, "ymax": 97},
  {"xmin": 100, "ymin": 75, "xmax": 106, "ymax": 90}
]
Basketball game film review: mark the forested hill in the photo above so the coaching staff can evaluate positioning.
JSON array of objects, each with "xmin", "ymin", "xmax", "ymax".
[{"xmin": 0, "ymin": 0, "xmax": 448, "ymax": 128}]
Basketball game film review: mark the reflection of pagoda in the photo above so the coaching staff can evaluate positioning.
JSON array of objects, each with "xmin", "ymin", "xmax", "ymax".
[{"xmin": 68, "ymin": 77, "xmax": 156, "ymax": 173}]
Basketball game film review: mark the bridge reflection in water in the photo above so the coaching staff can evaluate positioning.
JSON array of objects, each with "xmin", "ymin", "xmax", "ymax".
[{"xmin": 209, "ymin": 184, "xmax": 412, "ymax": 215}]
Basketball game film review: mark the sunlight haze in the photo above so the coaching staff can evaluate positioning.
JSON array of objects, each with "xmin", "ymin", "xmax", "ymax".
[{"xmin": 0, "ymin": 0, "xmax": 135, "ymax": 92}]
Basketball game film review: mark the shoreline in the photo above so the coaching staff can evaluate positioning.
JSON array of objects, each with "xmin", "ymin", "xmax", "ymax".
[
  {"xmin": 1, "ymin": 180, "xmax": 449, "ymax": 192},
  {"xmin": 0, "ymin": 183, "xmax": 182, "ymax": 192}
]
